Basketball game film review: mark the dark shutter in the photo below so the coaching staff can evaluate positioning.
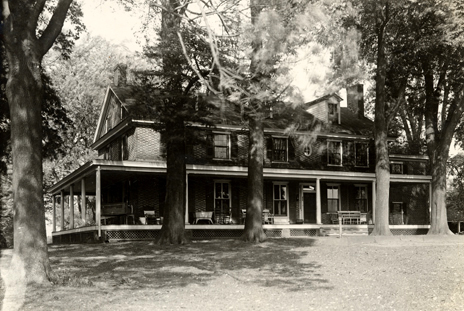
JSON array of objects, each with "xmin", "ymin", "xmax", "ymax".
[
  {"xmin": 288, "ymin": 137, "xmax": 295, "ymax": 161},
  {"xmin": 231, "ymin": 133, "xmax": 238, "ymax": 158},
  {"xmin": 206, "ymin": 134, "xmax": 214, "ymax": 158},
  {"xmin": 266, "ymin": 136, "xmax": 273, "ymax": 161}
]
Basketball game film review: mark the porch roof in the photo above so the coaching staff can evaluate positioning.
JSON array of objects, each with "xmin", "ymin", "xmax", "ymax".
[{"xmin": 48, "ymin": 159, "xmax": 432, "ymax": 196}]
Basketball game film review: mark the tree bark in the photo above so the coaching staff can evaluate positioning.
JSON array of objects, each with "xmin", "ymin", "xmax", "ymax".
[
  {"xmin": 422, "ymin": 60, "xmax": 462, "ymax": 235},
  {"xmin": 1, "ymin": 0, "xmax": 73, "ymax": 287},
  {"xmin": 371, "ymin": 2, "xmax": 392, "ymax": 236},
  {"xmin": 242, "ymin": 116, "xmax": 266, "ymax": 242},
  {"xmin": 158, "ymin": 121, "xmax": 187, "ymax": 244}
]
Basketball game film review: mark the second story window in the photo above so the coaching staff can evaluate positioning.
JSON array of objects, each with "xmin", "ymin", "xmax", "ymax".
[
  {"xmin": 214, "ymin": 133, "xmax": 230, "ymax": 159},
  {"xmin": 355, "ymin": 142, "xmax": 369, "ymax": 167},
  {"xmin": 390, "ymin": 162, "xmax": 403, "ymax": 174},
  {"xmin": 327, "ymin": 141, "xmax": 342, "ymax": 166},
  {"xmin": 273, "ymin": 137, "xmax": 288, "ymax": 162}
]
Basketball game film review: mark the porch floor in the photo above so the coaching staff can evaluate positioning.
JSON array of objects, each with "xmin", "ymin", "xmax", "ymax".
[{"xmin": 51, "ymin": 224, "xmax": 431, "ymax": 244}]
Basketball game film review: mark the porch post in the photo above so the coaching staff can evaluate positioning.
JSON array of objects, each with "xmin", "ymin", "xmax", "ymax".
[
  {"xmin": 60, "ymin": 190, "xmax": 65, "ymax": 230},
  {"xmin": 185, "ymin": 172, "xmax": 189, "ymax": 225},
  {"xmin": 96, "ymin": 166, "xmax": 102, "ymax": 237},
  {"xmin": 429, "ymin": 182, "xmax": 432, "ymax": 223},
  {"xmin": 69, "ymin": 184, "xmax": 74, "ymax": 229},
  {"xmin": 52, "ymin": 195, "xmax": 56, "ymax": 232},
  {"xmin": 316, "ymin": 178, "xmax": 321, "ymax": 224},
  {"xmin": 372, "ymin": 180, "xmax": 376, "ymax": 224},
  {"xmin": 81, "ymin": 178, "xmax": 86, "ymax": 222}
]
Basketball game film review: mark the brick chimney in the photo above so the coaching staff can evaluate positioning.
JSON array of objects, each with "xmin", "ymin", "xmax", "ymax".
[
  {"xmin": 113, "ymin": 64, "xmax": 127, "ymax": 87},
  {"xmin": 346, "ymin": 84, "xmax": 364, "ymax": 119}
]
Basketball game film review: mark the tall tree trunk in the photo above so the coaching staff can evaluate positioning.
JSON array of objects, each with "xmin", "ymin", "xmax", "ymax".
[
  {"xmin": 243, "ymin": 116, "xmax": 266, "ymax": 242},
  {"xmin": 5, "ymin": 50, "xmax": 52, "ymax": 284},
  {"xmin": 371, "ymin": 3, "xmax": 392, "ymax": 236},
  {"xmin": 158, "ymin": 121, "xmax": 187, "ymax": 244},
  {"xmin": 422, "ymin": 61, "xmax": 458, "ymax": 235},
  {"xmin": 428, "ymin": 149, "xmax": 453, "ymax": 235}
]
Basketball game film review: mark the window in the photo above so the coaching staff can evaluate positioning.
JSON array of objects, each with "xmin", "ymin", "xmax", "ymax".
[
  {"xmin": 273, "ymin": 137, "xmax": 288, "ymax": 162},
  {"xmin": 327, "ymin": 141, "xmax": 342, "ymax": 166},
  {"xmin": 327, "ymin": 185, "xmax": 339, "ymax": 212},
  {"xmin": 355, "ymin": 185, "xmax": 368, "ymax": 212},
  {"xmin": 303, "ymin": 145, "xmax": 312, "ymax": 157},
  {"xmin": 390, "ymin": 202, "xmax": 404, "ymax": 225},
  {"xmin": 122, "ymin": 135, "xmax": 129, "ymax": 160},
  {"xmin": 328, "ymin": 103, "xmax": 337, "ymax": 116},
  {"xmin": 214, "ymin": 181, "xmax": 231, "ymax": 223},
  {"xmin": 213, "ymin": 133, "xmax": 230, "ymax": 159},
  {"xmin": 273, "ymin": 183, "xmax": 288, "ymax": 216},
  {"xmin": 390, "ymin": 162, "xmax": 403, "ymax": 174},
  {"xmin": 355, "ymin": 142, "xmax": 369, "ymax": 167}
]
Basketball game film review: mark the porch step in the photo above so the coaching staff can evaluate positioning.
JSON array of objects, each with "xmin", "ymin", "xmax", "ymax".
[{"xmin": 320, "ymin": 227, "xmax": 369, "ymax": 237}]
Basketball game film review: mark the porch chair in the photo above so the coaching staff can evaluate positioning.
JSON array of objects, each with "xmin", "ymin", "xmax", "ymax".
[
  {"xmin": 262, "ymin": 209, "xmax": 274, "ymax": 224},
  {"xmin": 144, "ymin": 210, "xmax": 158, "ymax": 224},
  {"xmin": 241, "ymin": 209, "xmax": 246, "ymax": 224},
  {"xmin": 125, "ymin": 205, "xmax": 135, "ymax": 225}
]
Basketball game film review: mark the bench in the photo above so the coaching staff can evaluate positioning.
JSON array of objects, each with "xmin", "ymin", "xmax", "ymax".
[{"xmin": 337, "ymin": 211, "xmax": 362, "ymax": 224}]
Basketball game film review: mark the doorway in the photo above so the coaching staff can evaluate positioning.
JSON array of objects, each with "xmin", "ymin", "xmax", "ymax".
[
  {"xmin": 303, "ymin": 192, "xmax": 317, "ymax": 223},
  {"xmin": 300, "ymin": 183, "xmax": 317, "ymax": 224}
]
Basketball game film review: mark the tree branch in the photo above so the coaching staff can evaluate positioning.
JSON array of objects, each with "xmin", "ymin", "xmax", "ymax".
[
  {"xmin": 38, "ymin": 0, "xmax": 73, "ymax": 57},
  {"xmin": 29, "ymin": 0, "xmax": 47, "ymax": 33}
]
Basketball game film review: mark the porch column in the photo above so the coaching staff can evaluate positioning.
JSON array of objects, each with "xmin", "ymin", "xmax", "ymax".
[
  {"xmin": 185, "ymin": 172, "xmax": 189, "ymax": 225},
  {"xmin": 316, "ymin": 178, "xmax": 321, "ymax": 224},
  {"xmin": 52, "ymin": 195, "xmax": 56, "ymax": 232},
  {"xmin": 429, "ymin": 182, "xmax": 432, "ymax": 223},
  {"xmin": 96, "ymin": 166, "xmax": 102, "ymax": 237},
  {"xmin": 60, "ymin": 190, "xmax": 65, "ymax": 230},
  {"xmin": 69, "ymin": 184, "xmax": 74, "ymax": 229},
  {"xmin": 81, "ymin": 178, "xmax": 86, "ymax": 222},
  {"xmin": 372, "ymin": 180, "xmax": 376, "ymax": 224}
]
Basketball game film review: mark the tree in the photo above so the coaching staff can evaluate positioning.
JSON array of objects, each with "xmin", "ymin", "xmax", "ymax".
[{"xmin": 1, "ymin": 0, "xmax": 74, "ymax": 285}]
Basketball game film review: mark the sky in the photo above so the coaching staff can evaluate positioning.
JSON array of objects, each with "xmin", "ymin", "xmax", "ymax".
[
  {"xmin": 80, "ymin": 0, "xmax": 144, "ymax": 52},
  {"xmin": 78, "ymin": 0, "xmax": 344, "ymax": 103}
]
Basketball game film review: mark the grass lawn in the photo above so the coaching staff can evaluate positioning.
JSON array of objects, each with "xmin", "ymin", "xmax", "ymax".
[{"xmin": 1, "ymin": 236, "xmax": 464, "ymax": 310}]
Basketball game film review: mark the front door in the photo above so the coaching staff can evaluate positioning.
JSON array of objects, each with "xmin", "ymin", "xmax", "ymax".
[{"xmin": 303, "ymin": 192, "xmax": 317, "ymax": 223}]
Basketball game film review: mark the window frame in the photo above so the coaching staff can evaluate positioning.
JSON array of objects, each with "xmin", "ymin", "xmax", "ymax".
[
  {"xmin": 327, "ymin": 184, "xmax": 340, "ymax": 213},
  {"xmin": 273, "ymin": 182, "xmax": 289, "ymax": 217},
  {"xmin": 354, "ymin": 142, "xmax": 369, "ymax": 167},
  {"xmin": 327, "ymin": 140, "xmax": 343, "ymax": 166},
  {"xmin": 212, "ymin": 132, "xmax": 231, "ymax": 160},
  {"xmin": 272, "ymin": 136, "xmax": 288, "ymax": 162},
  {"xmin": 390, "ymin": 161, "xmax": 404, "ymax": 174},
  {"xmin": 214, "ymin": 180, "xmax": 231, "ymax": 221},
  {"xmin": 354, "ymin": 184, "xmax": 368, "ymax": 213}
]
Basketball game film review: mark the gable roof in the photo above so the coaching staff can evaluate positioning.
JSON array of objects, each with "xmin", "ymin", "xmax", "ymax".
[{"xmin": 305, "ymin": 93, "xmax": 343, "ymax": 108}]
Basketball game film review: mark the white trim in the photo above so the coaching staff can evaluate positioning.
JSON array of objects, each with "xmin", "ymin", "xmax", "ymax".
[
  {"xmin": 93, "ymin": 87, "xmax": 111, "ymax": 143},
  {"xmin": 212, "ymin": 132, "xmax": 231, "ymax": 160},
  {"xmin": 272, "ymin": 182, "xmax": 289, "ymax": 219}
]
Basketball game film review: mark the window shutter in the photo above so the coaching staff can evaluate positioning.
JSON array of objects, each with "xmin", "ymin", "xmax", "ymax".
[
  {"xmin": 231, "ymin": 133, "xmax": 238, "ymax": 158},
  {"xmin": 206, "ymin": 134, "xmax": 214, "ymax": 158},
  {"xmin": 266, "ymin": 136, "xmax": 273, "ymax": 161},
  {"xmin": 288, "ymin": 137, "xmax": 295, "ymax": 161}
]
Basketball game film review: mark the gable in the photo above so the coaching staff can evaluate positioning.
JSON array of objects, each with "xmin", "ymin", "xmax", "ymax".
[{"xmin": 93, "ymin": 87, "xmax": 132, "ymax": 143}]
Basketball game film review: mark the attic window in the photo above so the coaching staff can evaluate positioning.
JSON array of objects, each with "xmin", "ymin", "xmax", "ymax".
[{"xmin": 328, "ymin": 103, "xmax": 339, "ymax": 124}]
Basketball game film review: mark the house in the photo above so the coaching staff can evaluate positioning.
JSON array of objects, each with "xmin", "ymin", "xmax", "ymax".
[{"xmin": 49, "ymin": 77, "xmax": 432, "ymax": 243}]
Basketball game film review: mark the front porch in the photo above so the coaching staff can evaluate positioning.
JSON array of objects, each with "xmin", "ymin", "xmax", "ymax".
[{"xmin": 51, "ymin": 223, "xmax": 431, "ymax": 244}]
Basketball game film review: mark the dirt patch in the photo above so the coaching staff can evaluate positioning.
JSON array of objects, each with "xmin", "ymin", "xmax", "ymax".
[{"xmin": 1, "ymin": 237, "xmax": 464, "ymax": 310}]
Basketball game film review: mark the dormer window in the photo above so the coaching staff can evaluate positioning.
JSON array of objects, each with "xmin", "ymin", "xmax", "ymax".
[{"xmin": 328, "ymin": 103, "xmax": 339, "ymax": 124}]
